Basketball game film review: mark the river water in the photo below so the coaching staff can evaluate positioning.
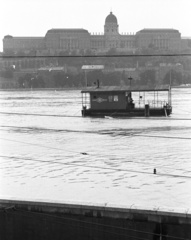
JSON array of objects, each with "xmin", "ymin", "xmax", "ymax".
[{"xmin": 0, "ymin": 88, "xmax": 191, "ymax": 213}]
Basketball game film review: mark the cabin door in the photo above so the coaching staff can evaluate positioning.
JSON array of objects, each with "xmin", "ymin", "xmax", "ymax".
[{"xmin": 125, "ymin": 92, "xmax": 132, "ymax": 109}]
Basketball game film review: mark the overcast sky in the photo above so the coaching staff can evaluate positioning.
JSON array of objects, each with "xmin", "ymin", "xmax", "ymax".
[{"xmin": 0, "ymin": 0, "xmax": 191, "ymax": 51}]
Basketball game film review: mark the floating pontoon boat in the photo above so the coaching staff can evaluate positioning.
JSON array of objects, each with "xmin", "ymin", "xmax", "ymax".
[{"xmin": 81, "ymin": 84, "xmax": 172, "ymax": 117}]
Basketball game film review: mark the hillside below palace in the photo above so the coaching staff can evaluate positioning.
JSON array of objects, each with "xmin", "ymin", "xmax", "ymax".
[{"xmin": 3, "ymin": 12, "xmax": 190, "ymax": 55}]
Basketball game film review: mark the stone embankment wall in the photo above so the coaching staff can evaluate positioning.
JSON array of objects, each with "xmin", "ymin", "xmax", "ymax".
[{"xmin": 0, "ymin": 199, "xmax": 190, "ymax": 240}]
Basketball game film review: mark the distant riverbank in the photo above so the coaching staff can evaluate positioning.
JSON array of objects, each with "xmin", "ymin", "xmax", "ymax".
[
  {"xmin": 173, "ymin": 84, "xmax": 191, "ymax": 88},
  {"xmin": 1, "ymin": 85, "xmax": 191, "ymax": 91},
  {"xmin": 0, "ymin": 87, "xmax": 82, "ymax": 92}
]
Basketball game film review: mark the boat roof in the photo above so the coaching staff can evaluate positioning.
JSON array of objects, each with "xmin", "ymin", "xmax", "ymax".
[{"xmin": 81, "ymin": 85, "xmax": 171, "ymax": 93}]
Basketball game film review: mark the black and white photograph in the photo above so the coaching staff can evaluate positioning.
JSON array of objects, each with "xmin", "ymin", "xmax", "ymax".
[{"xmin": 0, "ymin": 0, "xmax": 191, "ymax": 239}]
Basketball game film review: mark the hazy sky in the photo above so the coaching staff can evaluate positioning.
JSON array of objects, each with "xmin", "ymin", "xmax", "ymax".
[{"xmin": 0, "ymin": 0, "xmax": 191, "ymax": 51}]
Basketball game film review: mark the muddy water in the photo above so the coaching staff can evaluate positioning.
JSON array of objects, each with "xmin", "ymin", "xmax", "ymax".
[{"xmin": 0, "ymin": 88, "xmax": 191, "ymax": 213}]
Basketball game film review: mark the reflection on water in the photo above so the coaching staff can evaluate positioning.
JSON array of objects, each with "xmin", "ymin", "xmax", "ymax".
[{"xmin": 0, "ymin": 88, "xmax": 191, "ymax": 212}]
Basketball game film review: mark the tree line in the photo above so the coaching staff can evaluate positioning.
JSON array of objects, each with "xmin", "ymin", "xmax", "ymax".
[{"xmin": 15, "ymin": 69, "xmax": 191, "ymax": 89}]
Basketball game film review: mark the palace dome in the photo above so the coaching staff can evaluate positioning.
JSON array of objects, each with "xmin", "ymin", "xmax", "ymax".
[{"xmin": 105, "ymin": 12, "xmax": 118, "ymax": 24}]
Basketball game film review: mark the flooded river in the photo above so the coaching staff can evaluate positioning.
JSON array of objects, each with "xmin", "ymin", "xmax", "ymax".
[{"xmin": 0, "ymin": 88, "xmax": 191, "ymax": 213}]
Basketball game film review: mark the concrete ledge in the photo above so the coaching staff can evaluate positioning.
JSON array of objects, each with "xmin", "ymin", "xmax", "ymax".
[
  {"xmin": 0, "ymin": 198, "xmax": 191, "ymax": 240},
  {"xmin": 0, "ymin": 198, "xmax": 191, "ymax": 224}
]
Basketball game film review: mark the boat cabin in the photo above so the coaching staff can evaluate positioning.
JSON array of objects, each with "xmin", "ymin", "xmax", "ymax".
[{"xmin": 81, "ymin": 85, "xmax": 172, "ymax": 117}]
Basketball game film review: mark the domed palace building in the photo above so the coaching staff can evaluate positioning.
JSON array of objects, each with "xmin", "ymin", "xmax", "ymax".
[
  {"xmin": 3, "ymin": 11, "xmax": 186, "ymax": 55},
  {"xmin": 90, "ymin": 12, "xmax": 136, "ymax": 52}
]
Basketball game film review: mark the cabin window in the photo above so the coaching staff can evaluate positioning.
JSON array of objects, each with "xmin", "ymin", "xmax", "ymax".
[
  {"xmin": 108, "ymin": 95, "xmax": 119, "ymax": 102},
  {"xmin": 108, "ymin": 96, "xmax": 113, "ymax": 102},
  {"xmin": 114, "ymin": 95, "xmax": 118, "ymax": 102}
]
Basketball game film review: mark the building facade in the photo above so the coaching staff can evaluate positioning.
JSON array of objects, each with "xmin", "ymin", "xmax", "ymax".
[
  {"xmin": 45, "ymin": 28, "xmax": 91, "ymax": 54},
  {"xmin": 136, "ymin": 29, "xmax": 182, "ymax": 51},
  {"xmin": 2, "ymin": 12, "xmax": 188, "ymax": 55},
  {"xmin": 3, "ymin": 35, "xmax": 45, "ymax": 54}
]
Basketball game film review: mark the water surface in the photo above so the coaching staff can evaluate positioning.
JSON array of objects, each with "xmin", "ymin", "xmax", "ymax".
[{"xmin": 0, "ymin": 88, "xmax": 191, "ymax": 213}]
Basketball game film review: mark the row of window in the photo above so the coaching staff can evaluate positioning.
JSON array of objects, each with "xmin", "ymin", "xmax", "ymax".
[
  {"xmin": 93, "ymin": 95, "xmax": 119, "ymax": 102},
  {"xmin": 109, "ymin": 95, "xmax": 118, "ymax": 102},
  {"xmin": 59, "ymin": 39, "xmax": 79, "ymax": 49},
  {"xmin": 105, "ymin": 29, "xmax": 118, "ymax": 33}
]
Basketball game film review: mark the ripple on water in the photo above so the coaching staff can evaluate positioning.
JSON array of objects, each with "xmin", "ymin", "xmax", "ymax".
[{"xmin": 0, "ymin": 89, "xmax": 191, "ymax": 210}]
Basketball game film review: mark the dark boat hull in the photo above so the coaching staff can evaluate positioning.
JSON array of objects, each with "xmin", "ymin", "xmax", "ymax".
[{"xmin": 82, "ymin": 107, "xmax": 172, "ymax": 117}]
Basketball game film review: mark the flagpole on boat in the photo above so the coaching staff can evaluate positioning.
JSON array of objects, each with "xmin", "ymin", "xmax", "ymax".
[{"xmin": 169, "ymin": 69, "xmax": 172, "ymax": 106}]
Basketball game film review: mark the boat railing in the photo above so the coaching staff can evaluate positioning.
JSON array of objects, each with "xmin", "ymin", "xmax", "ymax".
[
  {"xmin": 134, "ymin": 100, "xmax": 169, "ymax": 109},
  {"xmin": 82, "ymin": 93, "xmax": 91, "ymax": 109}
]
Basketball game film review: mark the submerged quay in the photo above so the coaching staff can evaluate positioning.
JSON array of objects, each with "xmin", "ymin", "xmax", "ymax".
[{"xmin": 0, "ymin": 199, "xmax": 191, "ymax": 240}]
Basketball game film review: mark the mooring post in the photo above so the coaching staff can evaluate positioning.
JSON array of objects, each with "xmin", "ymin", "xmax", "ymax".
[
  {"xmin": 145, "ymin": 104, "xmax": 150, "ymax": 117},
  {"xmin": 82, "ymin": 106, "xmax": 86, "ymax": 117},
  {"xmin": 164, "ymin": 105, "xmax": 167, "ymax": 117}
]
